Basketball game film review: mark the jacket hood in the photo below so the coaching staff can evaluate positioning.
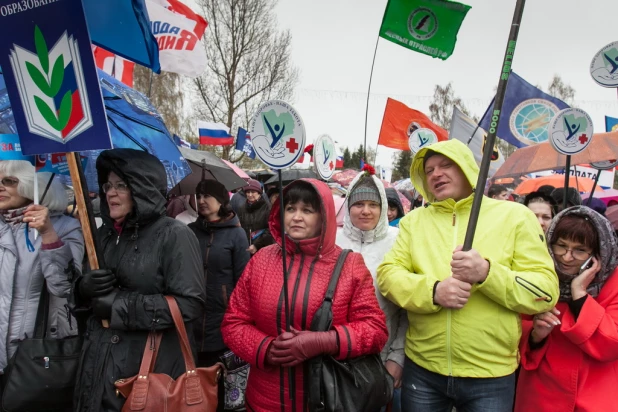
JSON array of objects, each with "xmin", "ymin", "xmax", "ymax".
[
  {"xmin": 410, "ymin": 139, "xmax": 479, "ymax": 203},
  {"xmin": 96, "ymin": 148, "xmax": 167, "ymax": 227},
  {"xmin": 342, "ymin": 171, "xmax": 389, "ymax": 243},
  {"xmin": 384, "ymin": 188, "xmax": 405, "ymax": 219},
  {"xmin": 547, "ymin": 205, "xmax": 618, "ymax": 300},
  {"xmin": 269, "ymin": 178, "xmax": 336, "ymax": 256}
]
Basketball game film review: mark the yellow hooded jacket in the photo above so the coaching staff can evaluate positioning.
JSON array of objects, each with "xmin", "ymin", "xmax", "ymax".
[{"xmin": 377, "ymin": 140, "xmax": 558, "ymax": 378}]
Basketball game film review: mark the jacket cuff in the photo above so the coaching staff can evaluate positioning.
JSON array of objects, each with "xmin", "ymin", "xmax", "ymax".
[
  {"xmin": 386, "ymin": 350, "xmax": 405, "ymax": 368},
  {"xmin": 255, "ymin": 336, "xmax": 275, "ymax": 370},
  {"xmin": 333, "ymin": 324, "xmax": 355, "ymax": 360},
  {"xmin": 562, "ymin": 296, "xmax": 604, "ymax": 345},
  {"xmin": 520, "ymin": 327, "xmax": 550, "ymax": 371}
]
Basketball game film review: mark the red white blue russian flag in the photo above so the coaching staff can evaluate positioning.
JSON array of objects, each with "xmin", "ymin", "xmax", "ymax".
[{"xmin": 198, "ymin": 121, "xmax": 234, "ymax": 146}]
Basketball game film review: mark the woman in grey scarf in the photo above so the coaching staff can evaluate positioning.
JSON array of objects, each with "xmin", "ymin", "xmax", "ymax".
[{"xmin": 514, "ymin": 206, "xmax": 618, "ymax": 411}]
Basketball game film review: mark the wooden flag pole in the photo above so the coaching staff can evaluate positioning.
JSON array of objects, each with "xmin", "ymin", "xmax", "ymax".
[
  {"xmin": 67, "ymin": 152, "xmax": 109, "ymax": 328},
  {"xmin": 463, "ymin": 0, "xmax": 526, "ymax": 250}
]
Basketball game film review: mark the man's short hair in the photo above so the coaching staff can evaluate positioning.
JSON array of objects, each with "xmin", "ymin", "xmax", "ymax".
[{"xmin": 488, "ymin": 184, "xmax": 507, "ymax": 198}]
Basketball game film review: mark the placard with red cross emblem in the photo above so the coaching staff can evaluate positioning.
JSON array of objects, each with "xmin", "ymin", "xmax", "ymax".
[{"xmin": 249, "ymin": 100, "xmax": 306, "ymax": 170}]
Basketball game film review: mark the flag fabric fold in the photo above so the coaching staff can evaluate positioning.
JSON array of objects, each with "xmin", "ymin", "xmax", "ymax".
[
  {"xmin": 378, "ymin": 98, "xmax": 448, "ymax": 151},
  {"xmin": 379, "ymin": 0, "xmax": 471, "ymax": 60},
  {"xmin": 478, "ymin": 72, "xmax": 569, "ymax": 148},
  {"xmin": 83, "ymin": 0, "xmax": 160, "ymax": 73},
  {"xmin": 449, "ymin": 107, "xmax": 504, "ymax": 177},
  {"xmin": 198, "ymin": 121, "xmax": 233, "ymax": 146},
  {"xmin": 144, "ymin": 0, "xmax": 208, "ymax": 77},
  {"xmin": 173, "ymin": 134, "xmax": 197, "ymax": 149},
  {"xmin": 93, "ymin": 46, "xmax": 135, "ymax": 88},
  {"xmin": 606, "ymin": 115, "xmax": 618, "ymax": 132}
]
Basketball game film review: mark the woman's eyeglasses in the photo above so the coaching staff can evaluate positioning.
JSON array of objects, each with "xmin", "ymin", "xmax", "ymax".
[
  {"xmin": 551, "ymin": 244, "xmax": 592, "ymax": 260},
  {"xmin": 102, "ymin": 182, "xmax": 129, "ymax": 194},
  {"xmin": 0, "ymin": 177, "xmax": 19, "ymax": 188}
]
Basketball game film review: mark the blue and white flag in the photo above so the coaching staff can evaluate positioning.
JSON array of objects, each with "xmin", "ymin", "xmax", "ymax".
[
  {"xmin": 479, "ymin": 72, "xmax": 569, "ymax": 148},
  {"xmin": 235, "ymin": 127, "xmax": 255, "ymax": 159},
  {"xmin": 173, "ymin": 134, "xmax": 197, "ymax": 150}
]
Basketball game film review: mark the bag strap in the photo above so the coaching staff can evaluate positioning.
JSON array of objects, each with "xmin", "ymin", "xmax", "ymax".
[
  {"xmin": 34, "ymin": 281, "xmax": 50, "ymax": 339},
  {"xmin": 164, "ymin": 296, "xmax": 197, "ymax": 373},
  {"xmin": 324, "ymin": 249, "xmax": 350, "ymax": 303}
]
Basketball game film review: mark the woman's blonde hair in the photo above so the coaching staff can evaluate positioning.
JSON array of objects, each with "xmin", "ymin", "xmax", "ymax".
[{"xmin": 0, "ymin": 160, "xmax": 68, "ymax": 212}]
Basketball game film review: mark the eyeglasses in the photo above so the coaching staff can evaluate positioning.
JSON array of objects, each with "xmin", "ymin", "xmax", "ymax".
[
  {"xmin": 102, "ymin": 182, "xmax": 129, "ymax": 194},
  {"xmin": 0, "ymin": 177, "xmax": 19, "ymax": 188},
  {"xmin": 551, "ymin": 243, "xmax": 592, "ymax": 260}
]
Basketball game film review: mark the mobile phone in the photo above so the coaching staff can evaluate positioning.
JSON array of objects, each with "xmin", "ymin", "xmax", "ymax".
[{"xmin": 579, "ymin": 256, "xmax": 593, "ymax": 274}]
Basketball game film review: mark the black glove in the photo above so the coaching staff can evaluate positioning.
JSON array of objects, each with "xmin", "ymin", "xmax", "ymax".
[
  {"xmin": 79, "ymin": 269, "xmax": 116, "ymax": 300},
  {"xmin": 92, "ymin": 289, "xmax": 119, "ymax": 319}
]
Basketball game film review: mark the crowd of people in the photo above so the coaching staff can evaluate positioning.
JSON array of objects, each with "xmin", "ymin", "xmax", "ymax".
[{"xmin": 0, "ymin": 141, "xmax": 616, "ymax": 411}]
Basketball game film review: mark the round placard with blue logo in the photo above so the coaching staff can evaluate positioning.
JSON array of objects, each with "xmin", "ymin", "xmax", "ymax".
[
  {"xmin": 249, "ymin": 100, "xmax": 306, "ymax": 170},
  {"xmin": 313, "ymin": 134, "xmax": 336, "ymax": 181},
  {"xmin": 548, "ymin": 108, "xmax": 594, "ymax": 156},
  {"xmin": 590, "ymin": 41, "xmax": 618, "ymax": 88},
  {"xmin": 408, "ymin": 128, "xmax": 438, "ymax": 154}
]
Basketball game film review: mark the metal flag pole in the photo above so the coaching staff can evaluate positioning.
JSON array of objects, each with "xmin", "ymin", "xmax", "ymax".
[
  {"xmin": 363, "ymin": 36, "xmax": 380, "ymax": 162},
  {"xmin": 277, "ymin": 169, "xmax": 290, "ymax": 332},
  {"xmin": 562, "ymin": 155, "xmax": 571, "ymax": 210},
  {"xmin": 463, "ymin": 0, "xmax": 526, "ymax": 250}
]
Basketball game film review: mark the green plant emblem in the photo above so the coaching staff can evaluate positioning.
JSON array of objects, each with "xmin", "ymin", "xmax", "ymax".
[{"xmin": 27, "ymin": 26, "xmax": 72, "ymax": 132}]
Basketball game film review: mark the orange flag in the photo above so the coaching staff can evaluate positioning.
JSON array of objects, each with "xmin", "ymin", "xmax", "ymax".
[{"xmin": 378, "ymin": 98, "xmax": 448, "ymax": 150}]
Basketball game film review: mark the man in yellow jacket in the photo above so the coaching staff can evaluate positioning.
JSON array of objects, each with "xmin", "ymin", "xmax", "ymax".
[{"xmin": 377, "ymin": 140, "xmax": 558, "ymax": 412}]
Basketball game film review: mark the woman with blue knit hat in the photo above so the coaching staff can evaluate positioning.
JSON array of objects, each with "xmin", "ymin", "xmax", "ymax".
[{"xmin": 336, "ymin": 165, "xmax": 408, "ymax": 411}]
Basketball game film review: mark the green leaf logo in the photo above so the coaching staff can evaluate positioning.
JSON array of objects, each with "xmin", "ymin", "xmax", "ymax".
[{"xmin": 28, "ymin": 26, "xmax": 72, "ymax": 133}]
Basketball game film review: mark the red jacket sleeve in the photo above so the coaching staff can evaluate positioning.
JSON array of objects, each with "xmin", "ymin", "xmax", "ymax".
[
  {"xmin": 221, "ymin": 257, "xmax": 274, "ymax": 370},
  {"xmin": 332, "ymin": 253, "xmax": 388, "ymax": 360},
  {"xmin": 519, "ymin": 317, "xmax": 551, "ymax": 370},
  {"xmin": 561, "ymin": 294, "xmax": 618, "ymax": 362}
]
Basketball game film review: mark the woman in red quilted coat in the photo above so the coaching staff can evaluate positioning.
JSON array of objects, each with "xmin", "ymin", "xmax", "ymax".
[
  {"xmin": 221, "ymin": 178, "xmax": 388, "ymax": 411},
  {"xmin": 515, "ymin": 206, "xmax": 618, "ymax": 411}
]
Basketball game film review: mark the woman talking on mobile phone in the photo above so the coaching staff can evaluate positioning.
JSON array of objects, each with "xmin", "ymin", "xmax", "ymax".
[{"xmin": 515, "ymin": 206, "xmax": 618, "ymax": 412}]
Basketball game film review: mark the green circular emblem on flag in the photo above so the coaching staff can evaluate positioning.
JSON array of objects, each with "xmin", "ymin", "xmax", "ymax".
[{"xmin": 407, "ymin": 8, "xmax": 438, "ymax": 41}]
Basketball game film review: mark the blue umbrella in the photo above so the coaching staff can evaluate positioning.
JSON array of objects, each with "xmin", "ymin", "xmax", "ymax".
[{"xmin": 0, "ymin": 68, "xmax": 191, "ymax": 193}]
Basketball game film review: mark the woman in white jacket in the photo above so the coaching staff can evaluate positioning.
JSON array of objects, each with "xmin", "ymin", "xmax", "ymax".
[
  {"xmin": 335, "ymin": 165, "xmax": 408, "ymax": 412},
  {"xmin": 0, "ymin": 161, "xmax": 84, "ymax": 376}
]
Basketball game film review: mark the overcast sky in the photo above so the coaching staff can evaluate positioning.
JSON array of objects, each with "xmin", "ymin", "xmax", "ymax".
[{"xmin": 269, "ymin": 0, "xmax": 618, "ymax": 167}]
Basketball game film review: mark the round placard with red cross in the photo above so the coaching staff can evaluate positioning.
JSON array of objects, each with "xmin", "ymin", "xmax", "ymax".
[
  {"xmin": 249, "ymin": 100, "xmax": 306, "ymax": 170},
  {"xmin": 313, "ymin": 134, "xmax": 336, "ymax": 180},
  {"xmin": 548, "ymin": 108, "xmax": 594, "ymax": 156}
]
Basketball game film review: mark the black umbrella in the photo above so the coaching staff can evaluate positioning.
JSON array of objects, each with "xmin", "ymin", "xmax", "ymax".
[
  {"xmin": 170, "ymin": 147, "xmax": 247, "ymax": 195},
  {"xmin": 264, "ymin": 169, "xmax": 318, "ymax": 186}
]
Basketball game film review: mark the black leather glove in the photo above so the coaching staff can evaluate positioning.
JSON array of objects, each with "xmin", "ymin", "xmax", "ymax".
[
  {"xmin": 92, "ymin": 289, "xmax": 119, "ymax": 319},
  {"xmin": 79, "ymin": 269, "xmax": 116, "ymax": 300}
]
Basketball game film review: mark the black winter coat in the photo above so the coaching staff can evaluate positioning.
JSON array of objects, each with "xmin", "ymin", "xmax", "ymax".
[
  {"xmin": 188, "ymin": 213, "xmax": 250, "ymax": 352},
  {"xmin": 236, "ymin": 197, "xmax": 273, "ymax": 251},
  {"xmin": 72, "ymin": 149, "xmax": 205, "ymax": 412}
]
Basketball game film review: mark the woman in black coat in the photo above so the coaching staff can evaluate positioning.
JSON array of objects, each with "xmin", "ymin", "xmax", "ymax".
[
  {"xmin": 71, "ymin": 149, "xmax": 205, "ymax": 412},
  {"xmin": 188, "ymin": 179, "xmax": 250, "ymax": 411}
]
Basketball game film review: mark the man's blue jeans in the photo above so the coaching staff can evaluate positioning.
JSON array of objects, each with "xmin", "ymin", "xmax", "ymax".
[{"xmin": 401, "ymin": 358, "xmax": 515, "ymax": 412}]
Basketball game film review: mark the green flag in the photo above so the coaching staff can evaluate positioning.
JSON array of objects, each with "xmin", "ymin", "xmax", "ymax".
[{"xmin": 379, "ymin": 0, "xmax": 471, "ymax": 60}]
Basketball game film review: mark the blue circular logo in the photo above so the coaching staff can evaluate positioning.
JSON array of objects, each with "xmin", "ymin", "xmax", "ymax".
[{"xmin": 509, "ymin": 99, "xmax": 560, "ymax": 145}]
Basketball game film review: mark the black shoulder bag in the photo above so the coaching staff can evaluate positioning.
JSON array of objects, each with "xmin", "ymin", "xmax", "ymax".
[
  {"xmin": 2, "ymin": 282, "xmax": 83, "ymax": 412},
  {"xmin": 307, "ymin": 250, "xmax": 394, "ymax": 412}
]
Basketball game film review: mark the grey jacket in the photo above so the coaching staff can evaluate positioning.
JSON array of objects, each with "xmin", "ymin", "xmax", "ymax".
[
  {"xmin": 0, "ymin": 213, "xmax": 84, "ymax": 372},
  {"xmin": 335, "ymin": 172, "xmax": 408, "ymax": 368}
]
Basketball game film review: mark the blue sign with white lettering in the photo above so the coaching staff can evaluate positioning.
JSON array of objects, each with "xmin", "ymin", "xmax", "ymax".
[{"xmin": 0, "ymin": 0, "xmax": 111, "ymax": 155}]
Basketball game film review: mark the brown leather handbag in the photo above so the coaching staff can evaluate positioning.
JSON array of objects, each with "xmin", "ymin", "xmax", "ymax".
[{"xmin": 114, "ymin": 296, "xmax": 224, "ymax": 411}]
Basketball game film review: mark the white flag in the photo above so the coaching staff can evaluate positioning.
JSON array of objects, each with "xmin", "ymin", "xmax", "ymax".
[
  {"xmin": 145, "ymin": 0, "xmax": 208, "ymax": 77},
  {"xmin": 449, "ymin": 107, "xmax": 505, "ymax": 177}
]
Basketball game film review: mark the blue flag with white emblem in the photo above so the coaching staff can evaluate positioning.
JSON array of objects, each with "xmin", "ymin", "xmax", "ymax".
[
  {"xmin": 478, "ymin": 72, "xmax": 569, "ymax": 148},
  {"xmin": 606, "ymin": 115, "xmax": 618, "ymax": 132}
]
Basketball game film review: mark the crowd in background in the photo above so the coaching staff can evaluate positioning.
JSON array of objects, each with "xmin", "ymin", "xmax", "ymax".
[{"xmin": 0, "ymin": 143, "xmax": 616, "ymax": 411}]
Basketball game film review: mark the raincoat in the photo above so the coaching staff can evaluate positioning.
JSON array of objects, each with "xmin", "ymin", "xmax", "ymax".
[{"xmin": 377, "ymin": 139, "xmax": 559, "ymax": 378}]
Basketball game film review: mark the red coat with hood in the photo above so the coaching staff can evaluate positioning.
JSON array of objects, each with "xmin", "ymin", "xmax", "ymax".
[{"xmin": 221, "ymin": 179, "xmax": 388, "ymax": 412}]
